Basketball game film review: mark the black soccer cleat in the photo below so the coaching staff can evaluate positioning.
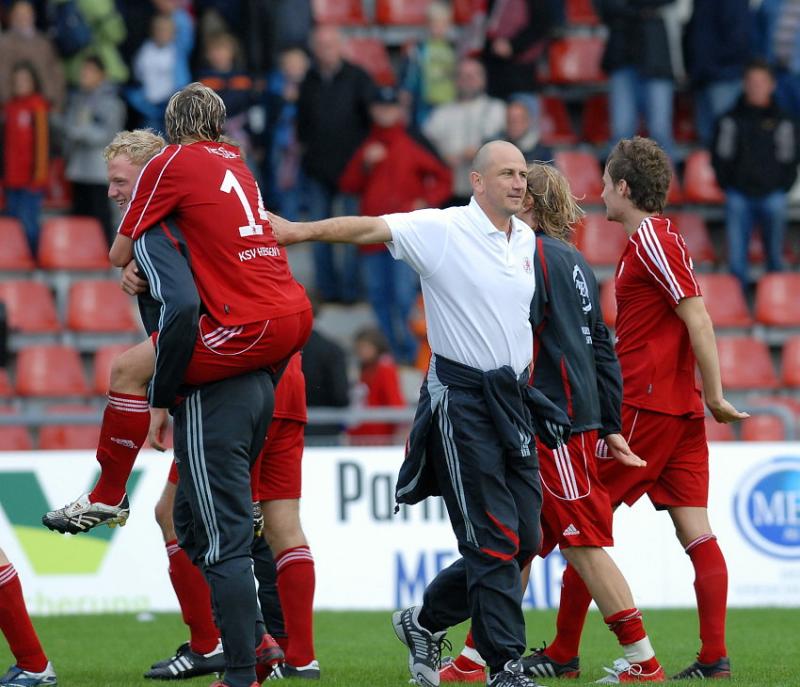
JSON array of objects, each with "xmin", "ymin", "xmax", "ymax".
[
  {"xmin": 487, "ymin": 660, "xmax": 544, "ymax": 687},
  {"xmin": 522, "ymin": 646, "xmax": 580, "ymax": 679},
  {"xmin": 265, "ymin": 660, "xmax": 320, "ymax": 680},
  {"xmin": 144, "ymin": 641, "xmax": 225, "ymax": 680},
  {"xmin": 671, "ymin": 656, "xmax": 731, "ymax": 680}
]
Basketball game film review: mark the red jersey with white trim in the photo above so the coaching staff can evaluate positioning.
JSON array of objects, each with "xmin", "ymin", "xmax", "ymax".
[
  {"xmin": 119, "ymin": 141, "xmax": 309, "ymax": 326},
  {"xmin": 614, "ymin": 216, "xmax": 704, "ymax": 417},
  {"xmin": 274, "ymin": 352, "xmax": 307, "ymax": 423}
]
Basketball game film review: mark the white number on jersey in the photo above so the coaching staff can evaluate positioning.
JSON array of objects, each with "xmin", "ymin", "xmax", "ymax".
[{"xmin": 220, "ymin": 169, "xmax": 269, "ymax": 237}]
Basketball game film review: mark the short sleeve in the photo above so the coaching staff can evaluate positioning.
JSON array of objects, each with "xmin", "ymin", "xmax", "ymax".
[
  {"xmin": 634, "ymin": 219, "xmax": 701, "ymax": 307},
  {"xmin": 383, "ymin": 208, "xmax": 449, "ymax": 278},
  {"xmin": 118, "ymin": 145, "xmax": 183, "ymax": 240}
]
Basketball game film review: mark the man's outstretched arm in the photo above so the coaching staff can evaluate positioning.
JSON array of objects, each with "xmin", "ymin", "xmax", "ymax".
[{"xmin": 269, "ymin": 212, "xmax": 391, "ymax": 246}]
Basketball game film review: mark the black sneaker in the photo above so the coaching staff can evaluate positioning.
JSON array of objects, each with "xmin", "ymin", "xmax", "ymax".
[
  {"xmin": 488, "ymin": 660, "xmax": 543, "ymax": 687},
  {"xmin": 392, "ymin": 606, "xmax": 450, "ymax": 687},
  {"xmin": 266, "ymin": 660, "xmax": 320, "ymax": 680},
  {"xmin": 42, "ymin": 494, "xmax": 130, "ymax": 534},
  {"xmin": 144, "ymin": 641, "xmax": 225, "ymax": 680},
  {"xmin": 671, "ymin": 657, "xmax": 731, "ymax": 680},
  {"xmin": 522, "ymin": 646, "xmax": 580, "ymax": 679}
]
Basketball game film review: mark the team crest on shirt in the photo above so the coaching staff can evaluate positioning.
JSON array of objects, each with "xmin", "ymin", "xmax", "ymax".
[
  {"xmin": 205, "ymin": 145, "xmax": 240, "ymax": 159},
  {"xmin": 572, "ymin": 264, "xmax": 592, "ymax": 313},
  {"xmin": 522, "ymin": 256, "xmax": 533, "ymax": 274}
]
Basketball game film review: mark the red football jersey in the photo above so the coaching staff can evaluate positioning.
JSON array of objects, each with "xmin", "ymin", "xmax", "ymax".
[
  {"xmin": 274, "ymin": 352, "xmax": 307, "ymax": 422},
  {"xmin": 614, "ymin": 216, "xmax": 704, "ymax": 417},
  {"xmin": 119, "ymin": 142, "xmax": 309, "ymax": 326}
]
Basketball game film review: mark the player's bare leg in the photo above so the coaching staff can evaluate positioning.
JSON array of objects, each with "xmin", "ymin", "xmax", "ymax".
[
  {"xmin": 261, "ymin": 499, "xmax": 318, "ymax": 679},
  {"xmin": 668, "ymin": 507, "xmax": 730, "ymax": 679},
  {"xmin": 42, "ymin": 340, "xmax": 156, "ymax": 534},
  {"xmin": 0, "ymin": 548, "xmax": 57, "ymax": 687}
]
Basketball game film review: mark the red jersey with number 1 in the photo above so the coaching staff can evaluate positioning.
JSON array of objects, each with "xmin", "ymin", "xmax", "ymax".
[
  {"xmin": 614, "ymin": 216, "xmax": 704, "ymax": 418},
  {"xmin": 118, "ymin": 141, "xmax": 309, "ymax": 326}
]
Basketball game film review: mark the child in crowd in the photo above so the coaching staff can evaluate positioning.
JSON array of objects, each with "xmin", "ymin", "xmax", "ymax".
[{"xmin": 2, "ymin": 61, "xmax": 49, "ymax": 256}]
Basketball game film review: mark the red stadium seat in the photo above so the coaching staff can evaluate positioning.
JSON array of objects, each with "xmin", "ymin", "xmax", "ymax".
[
  {"xmin": 343, "ymin": 38, "xmax": 396, "ymax": 86},
  {"xmin": 15, "ymin": 345, "xmax": 89, "ymax": 397},
  {"xmin": 694, "ymin": 274, "xmax": 752, "ymax": 328},
  {"xmin": 746, "ymin": 231, "xmax": 797, "ymax": 266},
  {"xmin": 781, "ymin": 336, "xmax": 800, "ymax": 387},
  {"xmin": 66, "ymin": 280, "xmax": 139, "ymax": 333},
  {"xmin": 673, "ymin": 92, "xmax": 696, "ymax": 144},
  {"xmin": 0, "ymin": 408, "xmax": 33, "ymax": 450},
  {"xmin": 554, "ymin": 151, "xmax": 603, "ymax": 204},
  {"xmin": 539, "ymin": 97, "xmax": 578, "ymax": 146},
  {"xmin": 547, "ymin": 37, "xmax": 606, "ymax": 84},
  {"xmin": 452, "ymin": 0, "xmax": 478, "ymax": 24},
  {"xmin": 311, "ymin": 0, "xmax": 367, "ymax": 24},
  {"xmin": 683, "ymin": 151, "xmax": 724, "ymax": 204},
  {"xmin": 376, "ymin": 0, "xmax": 430, "ymax": 24},
  {"xmin": 575, "ymin": 213, "xmax": 629, "ymax": 267},
  {"xmin": 566, "ymin": 0, "xmax": 600, "ymax": 25},
  {"xmin": 93, "ymin": 344, "xmax": 131, "ymax": 395},
  {"xmin": 755, "ymin": 273, "xmax": 800, "ymax": 327},
  {"xmin": 667, "ymin": 212, "xmax": 716, "ymax": 265},
  {"xmin": 704, "ymin": 416, "xmax": 736, "ymax": 441},
  {"xmin": 43, "ymin": 157, "xmax": 72, "ymax": 211},
  {"xmin": 38, "ymin": 216, "xmax": 110, "ymax": 270},
  {"xmin": 0, "ymin": 217, "xmax": 35, "ymax": 270},
  {"xmin": 582, "ymin": 95, "xmax": 609, "ymax": 145},
  {"xmin": 599, "ymin": 278, "xmax": 617, "ymax": 328},
  {"xmin": 0, "ymin": 280, "xmax": 60, "ymax": 333},
  {"xmin": 740, "ymin": 413, "xmax": 787, "ymax": 441},
  {"xmin": 38, "ymin": 404, "xmax": 101, "ymax": 450},
  {"xmin": 666, "ymin": 165, "xmax": 684, "ymax": 206},
  {"xmin": 0, "ymin": 370, "xmax": 13, "ymax": 398},
  {"xmin": 716, "ymin": 336, "xmax": 778, "ymax": 390}
]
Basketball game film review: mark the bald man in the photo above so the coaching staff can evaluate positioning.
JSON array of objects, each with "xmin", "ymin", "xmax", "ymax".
[{"xmin": 271, "ymin": 141, "xmax": 551, "ymax": 687}]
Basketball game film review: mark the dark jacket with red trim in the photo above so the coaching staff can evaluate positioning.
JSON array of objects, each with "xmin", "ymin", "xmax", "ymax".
[{"xmin": 529, "ymin": 233, "xmax": 622, "ymax": 436}]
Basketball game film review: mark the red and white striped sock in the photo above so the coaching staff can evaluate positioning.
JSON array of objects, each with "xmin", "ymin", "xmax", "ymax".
[
  {"xmin": 165, "ymin": 540, "xmax": 220, "ymax": 655},
  {"xmin": 454, "ymin": 629, "xmax": 485, "ymax": 671},
  {"xmin": 275, "ymin": 546, "xmax": 316, "ymax": 667},
  {"xmin": 0, "ymin": 564, "xmax": 48, "ymax": 673},
  {"xmin": 604, "ymin": 607, "xmax": 659, "ymax": 672},
  {"xmin": 89, "ymin": 393, "xmax": 150, "ymax": 505}
]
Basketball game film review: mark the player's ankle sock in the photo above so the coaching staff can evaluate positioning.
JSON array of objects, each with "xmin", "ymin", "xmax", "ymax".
[
  {"xmin": 605, "ymin": 608, "xmax": 658, "ymax": 669},
  {"xmin": 686, "ymin": 534, "xmax": 728, "ymax": 663},
  {"xmin": 275, "ymin": 546, "xmax": 316, "ymax": 666},
  {"xmin": 545, "ymin": 563, "xmax": 592, "ymax": 663},
  {"xmin": 165, "ymin": 540, "xmax": 220, "ymax": 655},
  {"xmin": 0, "ymin": 565, "xmax": 48, "ymax": 673},
  {"xmin": 89, "ymin": 393, "xmax": 149, "ymax": 505},
  {"xmin": 454, "ymin": 630, "xmax": 485, "ymax": 671}
]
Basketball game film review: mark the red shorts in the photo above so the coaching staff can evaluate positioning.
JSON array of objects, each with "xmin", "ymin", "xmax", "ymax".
[
  {"xmin": 151, "ymin": 308, "xmax": 312, "ymax": 387},
  {"xmin": 538, "ymin": 429, "xmax": 614, "ymax": 557},
  {"xmin": 251, "ymin": 418, "xmax": 305, "ymax": 501},
  {"xmin": 599, "ymin": 405, "xmax": 709, "ymax": 510}
]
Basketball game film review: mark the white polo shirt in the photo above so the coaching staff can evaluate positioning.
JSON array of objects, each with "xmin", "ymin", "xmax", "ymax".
[{"xmin": 384, "ymin": 198, "xmax": 536, "ymax": 375}]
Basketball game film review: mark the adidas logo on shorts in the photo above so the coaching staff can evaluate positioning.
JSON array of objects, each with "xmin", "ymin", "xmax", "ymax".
[{"xmin": 562, "ymin": 523, "xmax": 580, "ymax": 537}]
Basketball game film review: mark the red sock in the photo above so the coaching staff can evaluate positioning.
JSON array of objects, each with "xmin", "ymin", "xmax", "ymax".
[
  {"xmin": 545, "ymin": 563, "xmax": 592, "ymax": 664},
  {"xmin": 165, "ymin": 540, "xmax": 220, "ymax": 655},
  {"xmin": 454, "ymin": 629, "xmax": 485, "ymax": 670},
  {"xmin": 686, "ymin": 535, "xmax": 728, "ymax": 663},
  {"xmin": 604, "ymin": 607, "xmax": 659, "ymax": 672},
  {"xmin": 275, "ymin": 546, "xmax": 316, "ymax": 666},
  {"xmin": 0, "ymin": 565, "xmax": 48, "ymax": 673},
  {"xmin": 276, "ymin": 636, "xmax": 289, "ymax": 653},
  {"xmin": 89, "ymin": 393, "xmax": 150, "ymax": 505}
]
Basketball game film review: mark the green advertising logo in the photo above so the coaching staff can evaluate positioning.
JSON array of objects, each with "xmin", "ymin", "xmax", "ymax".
[{"xmin": 0, "ymin": 470, "xmax": 142, "ymax": 575}]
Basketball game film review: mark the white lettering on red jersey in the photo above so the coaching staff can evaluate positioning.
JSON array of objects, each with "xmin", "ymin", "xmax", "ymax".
[
  {"xmin": 615, "ymin": 216, "xmax": 704, "ymax": 417},
  {"xmin": 119, "ymin": 142, "xmax": 309, "ymax": 326}
]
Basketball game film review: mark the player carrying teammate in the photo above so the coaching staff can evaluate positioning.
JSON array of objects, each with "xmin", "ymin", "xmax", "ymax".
[
  {"xmin": 43, "ymin": 83, "xmax": 312, "ymax": 534},
  {"xmin": 534, "ymin": 137, "xmax": 747, "ymax": 682},
  {"xmin": 442, "ymin": 163, "xmax": 665, "ymax": 684}
]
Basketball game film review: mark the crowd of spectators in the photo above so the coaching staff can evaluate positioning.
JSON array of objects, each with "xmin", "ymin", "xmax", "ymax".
[{"xmin": 2, "ymin": 0, "xmax": 800, "ymax": 442}]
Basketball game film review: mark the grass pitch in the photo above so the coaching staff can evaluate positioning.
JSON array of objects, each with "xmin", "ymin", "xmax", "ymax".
[{"xmin": 1, "ymin": 608, "xmax": 797, "ymax": 686}]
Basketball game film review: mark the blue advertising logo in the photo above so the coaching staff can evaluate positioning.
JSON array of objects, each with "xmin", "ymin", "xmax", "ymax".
[{"xmin": 734, "ymin": 457, "xmax": 800, "ymax": 560}]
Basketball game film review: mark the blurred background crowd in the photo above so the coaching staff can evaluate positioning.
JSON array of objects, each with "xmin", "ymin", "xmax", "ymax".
[{"xmin": 2, "ymin": 0, "xmax": 800, "ymax": 447}]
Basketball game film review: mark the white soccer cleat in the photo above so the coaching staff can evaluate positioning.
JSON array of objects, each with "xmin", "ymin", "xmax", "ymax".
[{"xmin": 42, "ymin": 494, "xmax": 130, "ymax": 535}]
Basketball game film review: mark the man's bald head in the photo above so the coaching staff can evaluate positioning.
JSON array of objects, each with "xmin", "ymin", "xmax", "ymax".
[
  {"xmin": 470, "ymin": 140, "xmax": 528, "ymax": 228},
  {"xmin": 472, "ymin": 140, "xmax": 526, "ymax": 175}
]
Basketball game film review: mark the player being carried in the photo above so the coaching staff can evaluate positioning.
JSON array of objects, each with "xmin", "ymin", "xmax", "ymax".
[{"xmin": 43, "ymin": 83, "xmax": 312, "ymax": 535}]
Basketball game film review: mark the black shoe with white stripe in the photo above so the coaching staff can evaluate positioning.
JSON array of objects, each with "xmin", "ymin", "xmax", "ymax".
[
  {"xmin": 522, "ymin": 646, "xmax": 580, "ymax": 679},
  {"xmin": 392, "ymin": 606, "xmax": 449, "ymax": 687},
  {"xmin": 488, "ymin": 659, "xmax": 544, "ymax": 687},
  {"xmin": 144, "ymin": 641, "xmax": 225, "ymax": 680},
  {"xmin": 42, "ymin": 494, "xmax": 130, "ymax": 534},
  {"xmin": 671, "ymin": 656, "xmax": 731, "ymax": 680},
  {"xmin": 266, "ymin": 660, "xmax": 320, "ymax": 680}
]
